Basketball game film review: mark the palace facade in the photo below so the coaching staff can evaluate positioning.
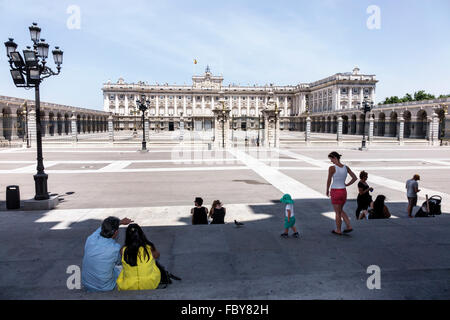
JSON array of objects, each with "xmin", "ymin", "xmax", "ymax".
[{"xmin": 102, "ymin": 66, "xmax": 377, "ymax": 131}]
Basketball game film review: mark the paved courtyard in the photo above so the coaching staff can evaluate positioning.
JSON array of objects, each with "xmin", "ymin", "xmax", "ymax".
[{"xmin": 1, "ymin": 133, "xmax": 450, "ymax": 299}]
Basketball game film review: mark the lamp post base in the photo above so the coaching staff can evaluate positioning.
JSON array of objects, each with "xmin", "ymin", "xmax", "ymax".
[
  {"xmin": 359, "ymin": 139, "xmax": 368, "ymax": 151},
  {"xmin": 34, "ymin": 173, "xmax": 50, "ymax": 200},
  {"xmin": 140, "ymin": 141, "xmax": 148, "ymax": 153}
]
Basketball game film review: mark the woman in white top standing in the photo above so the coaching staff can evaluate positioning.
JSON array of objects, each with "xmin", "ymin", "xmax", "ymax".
[{"xmin": 326, "ymin": 152, "xmax": 357, "ymax": 235}]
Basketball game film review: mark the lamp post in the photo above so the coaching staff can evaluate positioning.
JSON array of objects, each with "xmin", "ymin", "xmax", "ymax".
[
  {"xmin": 4, "ymin": 23, "xmax": 63, "ymax": 200},
  {"xmin": 136, "ymin": 96, "xmax": 149, "ymax": 152},
  {"xmin": 257, "ymin": 111, "xmax": 261, "ymax": 147},
  {"xmin": 357, "ymin": 97, "xmax": 374, "ymax": 150},
  {"xmin": 218, "ymin": 95, "xmax": 226, "ymax": 148}
]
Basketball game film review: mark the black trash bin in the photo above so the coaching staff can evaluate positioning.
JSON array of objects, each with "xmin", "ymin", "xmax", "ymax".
[{"xmin": 6, "ymin": 185, "xmax": 20, "ymax": 210}]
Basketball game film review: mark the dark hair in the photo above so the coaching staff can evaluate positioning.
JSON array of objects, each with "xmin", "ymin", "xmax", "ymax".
[
  {"xmin": 373, "ymin": 195, "xmax": 386, "ymax": 216},
  {"xmin": 328, "ymin": 151, "xmax": 342, "ymax": 160},
  {"xmin": 195, "ymin": 197, "xmax": 203, "ymax": 206},
  {"xmin": 100, "ymin": 217, "xmax": 120, "ymax": 238},
  {"xmin": 123, "ymin": 224, "xmax": 155, "ymax": 267},
  {"xmin": 360, "ymin": 171, "xmax": 368, "ymax": 179}
]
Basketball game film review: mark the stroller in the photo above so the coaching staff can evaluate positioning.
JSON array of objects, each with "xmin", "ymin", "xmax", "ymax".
[{"xmin": 415, "ymin": 195, "xmax": 442, "ymax": 218}]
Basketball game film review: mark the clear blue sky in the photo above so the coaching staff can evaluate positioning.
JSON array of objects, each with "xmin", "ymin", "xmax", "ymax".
[{"xmin": 1, "ymin": 0, "xmax": 449, "ymax": 110}]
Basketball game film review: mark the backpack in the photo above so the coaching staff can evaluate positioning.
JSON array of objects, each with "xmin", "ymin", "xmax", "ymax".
[{"xmin": 155, "ymin": 261, "xmax": 181, "ymax": 289}]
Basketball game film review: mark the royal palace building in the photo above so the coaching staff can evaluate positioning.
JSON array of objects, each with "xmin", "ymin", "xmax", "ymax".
[{"xmin": 102, "ymin": 66, "xmax": 378, "ymax": 132}]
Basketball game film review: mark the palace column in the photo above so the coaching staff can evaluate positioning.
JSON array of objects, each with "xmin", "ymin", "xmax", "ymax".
[{"xmin": 348, "ymin": 87, "xmax": 353, "ymax": 110}]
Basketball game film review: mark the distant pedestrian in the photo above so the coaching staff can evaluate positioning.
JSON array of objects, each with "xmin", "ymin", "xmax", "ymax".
[
  {"xmin": 406, "ymin": 174, "xmax": 421, "ymax": 218},
  {"xmin": 209, "ymin": 200, "xmax": 226, "ymax": 224},
  {"xmin": 356, "ymin": 171, "xmax": 374, "ymax": 220},
  {"xmin": 191, "ymin": 197, "xmax": 208, "ymax": 225},
  {"xmin": 326, "ymin": 152, "xmax": 357, "ymax": 235},
  {"xmin": 280, "ymin": 194, "xmax": 299, "ymax": 238}
]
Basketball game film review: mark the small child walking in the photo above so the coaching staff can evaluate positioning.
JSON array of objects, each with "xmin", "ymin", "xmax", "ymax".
[{"xmin": 280, "ymin": 194, "xmax": 299, "ymax": 238}]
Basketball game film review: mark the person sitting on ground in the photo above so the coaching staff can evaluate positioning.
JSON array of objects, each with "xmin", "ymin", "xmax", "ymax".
[
  {"xmin": 359, "ymin": 195, "xmax": 391, "ymax": 220},
  {"xmin": 81, "ymin": 216, "xmax": 134, "ymax": 292},
  {"xmin": 191, "ymin": 197, "xmax": 208, "ymax": 225},
  {"xmin": 356, "ymin": 171, "xmax": 374, "ymax": 220},
  {"xmin": 209, "ymin": 200, "xmax": 226, "ymax": 224},
  {"xmin": 116, "ymin": 224, "xmax": 162, "ymax": 291}
]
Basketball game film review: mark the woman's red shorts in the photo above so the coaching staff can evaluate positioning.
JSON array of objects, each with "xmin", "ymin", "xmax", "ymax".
[{"xmin": 330, "ymin": 188, "xmax": 347, "ymax": 205}]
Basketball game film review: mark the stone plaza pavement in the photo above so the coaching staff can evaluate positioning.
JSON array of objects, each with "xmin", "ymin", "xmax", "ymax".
[{"xmin": 1, "ymin": 136, "xmax": 450, "ymax": 300}]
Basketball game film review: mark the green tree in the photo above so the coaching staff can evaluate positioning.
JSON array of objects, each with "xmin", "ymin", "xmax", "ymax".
[
  {"xmin": 414, "ymin": 90, "xmax": 435, "ymax": 101},
  {"xmin": 401, "ymin": 93, "xmax": 413, "ymax": 102}
]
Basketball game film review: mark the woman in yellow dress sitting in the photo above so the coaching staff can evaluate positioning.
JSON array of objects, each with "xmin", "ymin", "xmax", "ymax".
[{"xmin": 116, "ymin": 224, "xmax": 161, "ymax": 291}]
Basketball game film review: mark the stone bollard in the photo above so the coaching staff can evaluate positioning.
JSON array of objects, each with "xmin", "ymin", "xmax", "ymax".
[
  {"xmin": 145, "ymin": 118, "xmax": 150, "ymax": 142},
  {"xmin": 431, "ymin": 113, "xmax": 439, "ymax": 146},
  {"xmin": 27, "ymin": 109, "xmax": 36, "ymax": 147},
  {"xmin": 71, "ymin": 114, "xmax": 78, "ymax": 145},
  {"xmin": 337, "ymin": 116, "xmax": 343, "ymax": 146},
  {"xmin": 398, "ymin": 116, "xmax": 405, "ymax": 146},
  {"xmin": 368, "ymin": 116, "xmax": 374, "ymax": 144},
  {"xmin": 108, "ymin": 114, "xmax": 114, "ymax": 144},
  {"xmin": 305, "ymin": 117, "xmax": 311, "ymax": 145}
]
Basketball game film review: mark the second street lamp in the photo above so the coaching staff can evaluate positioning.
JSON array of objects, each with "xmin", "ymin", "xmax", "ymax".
[
  {"xmin": 136, "ymin": 96, "xmax": 150, "ymax": 152},
  {"xmin": 357, "ymin": 97, "xmax": 374, "ymax": 151}
]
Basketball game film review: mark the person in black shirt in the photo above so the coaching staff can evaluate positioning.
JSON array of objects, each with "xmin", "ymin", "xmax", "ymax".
[
  {"xmin": 191, "ymin": 197, "xmax": 208, "ymax": 225},
  {"xmin": 356, "ymin": 171, "xmax": 374, "ymax": 220},
  {"xmin": 209, "ymin": 200, "xmax": 226, "ymax": 224}
]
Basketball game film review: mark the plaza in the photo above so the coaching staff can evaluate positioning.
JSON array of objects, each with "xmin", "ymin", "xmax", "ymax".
[
  {"xmin": 1, "ymin": 133, "xmax": 450, "ymax": 299},
  {"xmin": 1, "ymin": 1, "xmax": 450, "ymax": 302}
]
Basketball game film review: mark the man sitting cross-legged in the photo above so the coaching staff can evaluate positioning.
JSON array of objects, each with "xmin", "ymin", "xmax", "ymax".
[{"xmin": 81, "ymin": 216, "xmax": 134, "ymax": 292}]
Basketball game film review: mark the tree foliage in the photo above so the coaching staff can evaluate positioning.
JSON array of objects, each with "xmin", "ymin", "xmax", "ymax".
[{"xmin": 380, "ymin": 90, "xmax": 443, "ymax": 105}]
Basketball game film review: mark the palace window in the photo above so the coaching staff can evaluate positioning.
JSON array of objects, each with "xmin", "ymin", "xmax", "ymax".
[
  {"xmin": 353, "ymin": 88, "xmax": 359, "ymax": 94},
  {"xmin": 119, "ymin": 95, "xmax": 125, "ymax": 100},
  {"xmin": 109, "ymin": 95, "xmax": 115, "ymax": 100},
  {"xmin": 364, "ymin": 88, "xmax": 370, "ymax": 95},
  {"xmin": 243, "ymin": 97, "xmax": 246, "ymax": 100},
  {"xmin": 341, "ymin": 88, "xmax": 347, "ymax": 94}
]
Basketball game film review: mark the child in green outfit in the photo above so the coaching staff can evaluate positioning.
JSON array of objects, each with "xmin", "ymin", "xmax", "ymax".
[{"xmin": 280, "ymin": 194, "xmax": 299, "ymax": 238}]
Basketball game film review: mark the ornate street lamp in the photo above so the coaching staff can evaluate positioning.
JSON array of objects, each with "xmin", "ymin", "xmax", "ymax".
[
  {"xmin": 357, "ymin": 96, "xmax": 374, "ymax": 150},
  {"xmin": 4, "ymin": 23, "xmax": 63, "ymax": 200},
  {"xmin": 218, "ymin": 92, "xmax": 227, "ymax": 148},
  {"xmin": 136, "ymin": 96, "xmax": 150, "ymax": 151}
]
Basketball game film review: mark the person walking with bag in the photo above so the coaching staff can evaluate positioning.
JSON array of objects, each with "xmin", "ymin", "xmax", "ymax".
[{"xmin": 326, "ymin": 152, "xmax": 357, "ymax": 235}]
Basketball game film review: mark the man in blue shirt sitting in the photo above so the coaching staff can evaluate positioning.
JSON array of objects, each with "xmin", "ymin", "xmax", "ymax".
[{"xmin": 81, "ymin": 216, "xmax": 133, "ymax": 292}]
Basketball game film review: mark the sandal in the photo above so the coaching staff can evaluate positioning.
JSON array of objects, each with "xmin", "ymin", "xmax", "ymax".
[
  {"xmin": 331, "ymin": 230, "xmax": 342, "ymax": 236},
  {"xmin": 343, "ymin": 229, "xmax": 353, "ymax": 234}
]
